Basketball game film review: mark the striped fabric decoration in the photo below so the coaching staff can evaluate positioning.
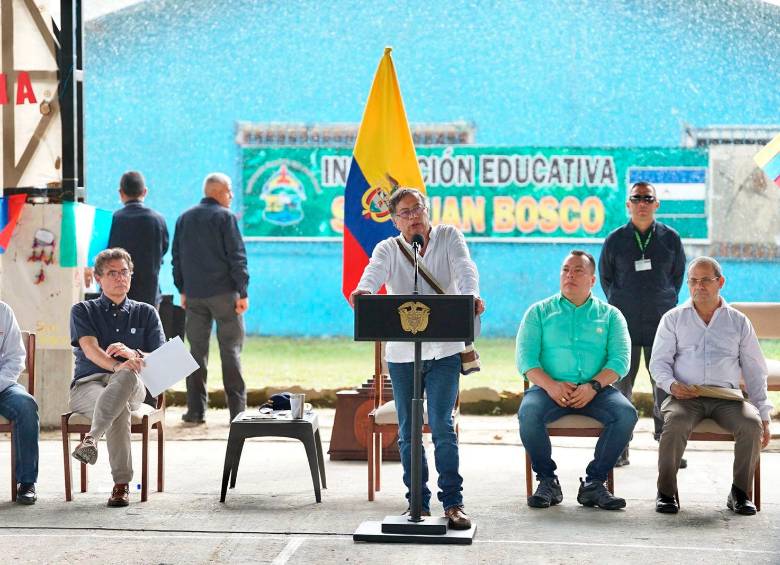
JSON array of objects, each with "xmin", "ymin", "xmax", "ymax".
[
  {"xmin": 60, "ymin": 201, "xmax": 113, "ymax": 267},
  {"xmin": 754, "ymin": 133, "xmax": 780, "ymax": 189}
]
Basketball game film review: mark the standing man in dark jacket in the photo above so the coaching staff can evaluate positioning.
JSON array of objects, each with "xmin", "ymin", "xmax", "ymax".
[
  {"xmin": 599, "ymin": 181, "xmax": 686, "ymax": 466},
  {"xmin": 103, "ymin": 171, "xmax": 169, "ymax": 307},
  {"xmin": 172, "ymin": 172, "xmax": 249, "ymax": 423}
]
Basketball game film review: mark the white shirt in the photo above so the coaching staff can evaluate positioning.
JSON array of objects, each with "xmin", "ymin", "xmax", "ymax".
[
  {"xmin": 356, "ymin": 224, "xmax": 480, "ymax": 363},
  {"xmin": 0, "ymin": 301, "xmax": 26, "ymax": 394},
  {"xmin": 649, "ymin": 298, "xmax": 772, "ymax": 421}
]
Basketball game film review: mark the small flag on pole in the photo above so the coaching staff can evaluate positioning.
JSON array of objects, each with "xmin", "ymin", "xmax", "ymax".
[
  {"xmin": 342, "ymin": 47, "xmax": 425, "ymax": 301},
  {"xmin": 754, "ymin": 133, "xmax": 780, "ymax": 189},
  {"xmin": 0, "ymin": 194, "xmax": 27, "ymax": 253},
  {"xmin": 60, "ymin": 201, "xmax": 113, "ymax": 267}
]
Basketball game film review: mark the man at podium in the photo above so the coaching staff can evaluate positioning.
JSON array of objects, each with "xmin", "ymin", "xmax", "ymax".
[{"xmin": 350, "ymin": 188, "xmax": 485, "ymax": 530}]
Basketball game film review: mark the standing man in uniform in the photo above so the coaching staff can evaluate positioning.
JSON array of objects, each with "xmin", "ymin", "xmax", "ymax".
[
  {"xmin": 173, "ymin": 172, "xmax": 249, "ymax": 424},
  {"xmin": 107, "ymin": 171, "xmax": 169, "ymax": 307},
  {"xmin": 599, "ymin": 181, "xmax": 686, "ymax": 466}
]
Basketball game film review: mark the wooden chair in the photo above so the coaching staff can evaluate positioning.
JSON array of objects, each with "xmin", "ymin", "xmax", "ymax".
[
  {"xmin": 521, "ymin": 380, "xmax": 614, "ymax": 497},
  {"xmin": 61, "ymin": 388, "xmax": 165, "ymax": 502},
  {"xmin": 682, "ymin": 418, "xmax": 761, "ymax": 511},
  {"xmin": 731, "ymin": 302, "xmax": 780, "ymax": 392},
  {"xmin": 366, "ymin": 341, "xmax": 460, "ymax": 501},
  {"xmin": 0, "ymin": 332, "xmax": 35, "ymax": 501}
]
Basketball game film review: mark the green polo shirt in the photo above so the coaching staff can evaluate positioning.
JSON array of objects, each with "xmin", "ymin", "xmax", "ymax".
[{"xmin": 516, "ymin": 293, "xmax": 630, "ymax": 384}]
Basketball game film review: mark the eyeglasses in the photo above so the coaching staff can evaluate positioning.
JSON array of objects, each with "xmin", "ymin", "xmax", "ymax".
[
  {"xmin": 395, "ymin": 204, "xmax": 426, "ymax": 219},
  {"xmin": 103, "ymin": 269, "xmax": 133, "ymax": 280},
  {"xmin": 687, "ymin": 276, "xmax": 719, "ymax": 286},
  {"xmin": 629, "ymin": 195, "xmax": 656, "ymax": 203}
]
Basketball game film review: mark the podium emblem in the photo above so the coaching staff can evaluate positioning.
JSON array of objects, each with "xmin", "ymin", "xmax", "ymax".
[{"xmin": 398, "ymin": 301, "xmax": 431, "ymax": 334}]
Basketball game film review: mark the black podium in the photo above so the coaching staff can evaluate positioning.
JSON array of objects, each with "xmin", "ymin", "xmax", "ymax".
[{"xmin": 352, "ymin": 294, "xmax": 476, "ymax": 544}]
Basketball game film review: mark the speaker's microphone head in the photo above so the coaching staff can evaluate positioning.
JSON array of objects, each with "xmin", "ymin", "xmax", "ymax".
[{"xmin": 411, "ymin": 234, "xmax": 424, "ymax": 248}]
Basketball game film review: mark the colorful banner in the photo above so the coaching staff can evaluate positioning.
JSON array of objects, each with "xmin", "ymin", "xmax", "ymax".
[
  {"xmin": 242, "ymin": 146, "xmax": 709, "ymax": 240},
  {"xmin": 0, "ymin": 194, "xmax": 27, "ymax": 252},
  {"xmin": 60, "ymin": 202, "xmax": 113, "ymax": 267},
  {"xmin": 754, "ymin": 133, "xmax": 780, "ymax": 189}
]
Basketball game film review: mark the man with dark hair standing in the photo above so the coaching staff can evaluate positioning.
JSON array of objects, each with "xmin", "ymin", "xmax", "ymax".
[
  {"xmin": 599, "ymin": 181, "xmax": 686, "ymax": 467},
  {"xmin": 517, "ymin": 250, "xmax": 636, "ymax": 510},
  {"xmin": 173, "ymin": 172, "xmax": 249, "ymax": 424},
  {"xmin": 107, "ymin": 171, "xmax": 169, "ymax": 307}
]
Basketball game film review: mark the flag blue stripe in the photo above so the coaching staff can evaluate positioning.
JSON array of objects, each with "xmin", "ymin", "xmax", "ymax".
[
  {"xmin": 629, "ymin": 168, "xmax": 706, "ymax": 184},
  {"xmin": 343, "ymin": 158, "xmax": 399, "ymax": 256}
]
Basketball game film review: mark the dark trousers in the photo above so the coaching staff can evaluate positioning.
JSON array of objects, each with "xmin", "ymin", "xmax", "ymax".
[
  {"xmin": 614, "ymin": 344, "xmax": 668, "ymax": 442},
  {"xmin": 185, "ymin": 292, "xmax": 246, "ymax": 420}
]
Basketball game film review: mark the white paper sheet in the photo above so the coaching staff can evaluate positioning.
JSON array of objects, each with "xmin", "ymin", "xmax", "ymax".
[{"xmin": 138, "ymin": 336, "xmax": 199, "ymax": 397}]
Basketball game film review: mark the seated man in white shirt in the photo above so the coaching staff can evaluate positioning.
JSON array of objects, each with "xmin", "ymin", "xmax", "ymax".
[
  {"xmin": 649, "ymin": 256, "xmax": 771, "ymax": 515},
  {"xmin": 349, "ymin": 188, "xmax": 484, "ymax": 530}
]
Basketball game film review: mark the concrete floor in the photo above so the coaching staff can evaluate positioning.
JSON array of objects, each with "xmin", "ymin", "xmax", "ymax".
[{"xmin": 2, "ymin": 408, "xmax": 779, "ymax": 564}]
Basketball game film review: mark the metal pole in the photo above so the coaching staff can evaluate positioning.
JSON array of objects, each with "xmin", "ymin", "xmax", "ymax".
[{"xmin": 408, "ymin": 340, "xmax": 423, "ymax": 522}]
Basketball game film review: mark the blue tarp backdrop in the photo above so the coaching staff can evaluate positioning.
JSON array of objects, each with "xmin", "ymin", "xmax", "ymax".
[{"xmin": 84, "ymin": 0, "xmax": 780, "ymax": 336}]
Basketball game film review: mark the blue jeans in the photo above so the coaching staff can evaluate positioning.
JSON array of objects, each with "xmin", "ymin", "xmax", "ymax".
[
  {"xmin": 0, "ymin": 383, "xmax": 39, "ymax": 484},
  {"xmin": 388, "ymin": 353, "xmax": 463, "ymax": 511},
  {"xmin": 518, "ymin": 385, "xmax": 637, "ymax": 483}
]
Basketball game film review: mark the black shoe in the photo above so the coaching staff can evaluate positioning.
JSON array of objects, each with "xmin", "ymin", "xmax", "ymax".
[
  {"xmin": 727, "ymin": 485, "xmax": 756, "ymax": 516},
  {"xmin": 577, "ymin": 478, "xmax": 626, "ymax": 510},
  {"xmin": 679, "ymin": 457, "xmax": 688, "ymax": 469},
  {"xmin": 655, "ymin": 491, "xmax": 679, "ymax": 514},
  {"xmin": 181, "ymin": 412, "xmax": 205, "ymax": 424},
  {"xmin": 16, "ymin": 483, "xmax": 36, "ymax": 505},
  {"xmin": 528, "ymin": 477, "xmax": 563, "ymax": 508}
]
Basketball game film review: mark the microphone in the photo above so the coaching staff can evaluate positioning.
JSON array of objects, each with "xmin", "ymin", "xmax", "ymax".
[{"xmin": 411, "ymin": 234, "xmax": 424, "ymax": 294}]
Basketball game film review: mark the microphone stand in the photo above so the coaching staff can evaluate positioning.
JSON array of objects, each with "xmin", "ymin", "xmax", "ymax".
[
  {"xmin": 409, "ymin": 237, "xmax": 423, "ymax": 521},
  {"xmin": 412, "ymin": 241, "xmax": 420, "ymax": 295}
]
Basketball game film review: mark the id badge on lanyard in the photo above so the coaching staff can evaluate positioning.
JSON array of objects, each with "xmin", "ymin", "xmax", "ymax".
[{"xmin": 634, "ymin": 229, "xmax": 653, "ymax": 272}]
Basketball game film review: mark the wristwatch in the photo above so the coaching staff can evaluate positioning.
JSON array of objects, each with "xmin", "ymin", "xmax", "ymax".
[{"xmin": 588, "ymin": 379, "xmax": 603, "ymax": 393}]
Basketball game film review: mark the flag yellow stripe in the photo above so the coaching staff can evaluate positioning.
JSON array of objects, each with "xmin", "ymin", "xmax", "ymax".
[
  {"xmin": 353, "ymin": 47, "xmax": 425, "ymax": 194},
  {"xmin": 754, "ymin": 133, "xmax": 780, "ymax": 168}
]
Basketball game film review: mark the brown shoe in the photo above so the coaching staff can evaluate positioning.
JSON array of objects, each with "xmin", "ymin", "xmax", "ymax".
[
  {"xmin": 444, "ymin": 505, "xmax": 472, "ymax": 530},
  {"xmin": 107, "ymin": 483, "xmax": 130, "ymax": 507}
]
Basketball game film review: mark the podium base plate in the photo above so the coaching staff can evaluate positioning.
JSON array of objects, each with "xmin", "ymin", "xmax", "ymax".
[
  {"xmin": 381, "ymin": 515, "xmax": 448, "ymax": 535},
  {"xmin": 353, "ymin": 520, "xmax": 476, "ymax": 545}
]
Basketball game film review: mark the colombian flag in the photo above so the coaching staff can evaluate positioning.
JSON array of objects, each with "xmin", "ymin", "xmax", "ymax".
[
  {"xmin": 754, "ymin": 133, "xmax": 780, "ymax": 189},
  {"xmin": 0, "ymin": 194, "xmax": 27, "ymax": 253},
  {"xmin": 342, "ymin": 48, "xmax": 425, "ymax": 301}
]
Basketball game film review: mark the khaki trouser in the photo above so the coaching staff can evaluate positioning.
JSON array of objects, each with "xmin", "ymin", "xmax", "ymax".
[
  {"xmin": 657, "ymin": 396, "xmax": 763, "ymax": 496},
  {"xmin": 69, "ymin": 370, "xmax": 146, "ymax": 484}
]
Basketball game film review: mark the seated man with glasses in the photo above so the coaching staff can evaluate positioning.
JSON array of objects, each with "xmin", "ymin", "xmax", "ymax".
[
  {"xmin": 69, "ymin": 248, "xmax": 166, "ymax": 507},
  {"xmin": 517, "ymin": 250, "xmax": 637, "ymax": 510},
  {"xmin": 650, "ymin": 256, "xmax": 771, "ymax": 515}
]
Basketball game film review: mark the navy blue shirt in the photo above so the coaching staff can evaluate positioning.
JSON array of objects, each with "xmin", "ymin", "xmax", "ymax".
[
  {"xmin": 599, "ymin": 221, "xmax": 686, "ymax": 345},
  {"xmin": 70, "ymin": 294, "xmax": 166, "ymax": 383},
  {"xmin": 108, "ymin": 200, "xmax": 169, "ymax": 306},
  {"xmin": 172, "ymin": 197, "xmax": 249, "ymax": 299}
]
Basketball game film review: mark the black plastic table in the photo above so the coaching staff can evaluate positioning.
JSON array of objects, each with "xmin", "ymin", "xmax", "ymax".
[{"xmin": 220, "ymin": 411, "xmax": 327, "ymax": 503}]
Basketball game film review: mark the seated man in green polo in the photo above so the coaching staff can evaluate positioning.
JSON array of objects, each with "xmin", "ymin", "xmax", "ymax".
[{"xmin": 517, "ymin": 250, "xmax": 637, "ymax": 510}]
